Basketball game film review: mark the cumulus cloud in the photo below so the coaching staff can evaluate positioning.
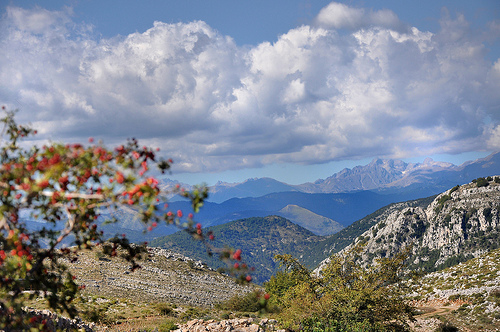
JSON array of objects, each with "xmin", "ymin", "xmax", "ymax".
[
  {"xmin": 0, "ymin": 3, "xmax": 498, "ymax": 173},
  {"xmin": 315, "ymin": 2, "xmax": 404, "ymax": 31}
]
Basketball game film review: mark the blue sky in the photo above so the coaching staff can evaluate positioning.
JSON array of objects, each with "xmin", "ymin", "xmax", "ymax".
[{"xmin": 0, "ymin": 1, "xmax": 499, "ymax": 185}]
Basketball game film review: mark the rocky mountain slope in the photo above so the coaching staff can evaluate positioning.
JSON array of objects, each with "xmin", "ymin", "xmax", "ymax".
[
  {"xmin": 305, "ymin": 195, "xmax": 436, "ymax": 267},
  {"xmin": 65, "ymin": 247, "xmax": 254, "ymax": 308},
  {"xmin": 319, "ymin": 176, "xmax": 500, "ymax": 272},
  {"xmin": 406, "ymin": 248, "xmax": 500, "ymax": 331},
  {"xmin": 296, "ymin": 157, "xmax": 452, "ymax": 193},
  {"xmin": 297, "ymin": 152, "xmax": 500, "ymax": 196}
]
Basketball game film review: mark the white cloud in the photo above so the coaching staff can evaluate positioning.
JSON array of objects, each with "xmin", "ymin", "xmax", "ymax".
[
  {"xmin": 315, "ymin": 2, "xmax": 403, "ymax": 31},
  {"xmin": 487, "ymin": 125, "xmax": 500, "ymax": 149},
  {"xmin": 0, "ymin": 3, "xmax": 498, "ymax": 173}
]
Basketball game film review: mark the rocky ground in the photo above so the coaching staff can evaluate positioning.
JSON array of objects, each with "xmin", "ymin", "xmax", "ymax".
[
  {"xmin": 66, "ymin": 246, "xmax": 254, "ymax": 308},
  {"xmin": 21, "ymin": 246, "xmax": 499, "ymax": 331},
  {"xmin": 173, "ymin": 318, "xmax": 283, "ymax": 332},
  {"xmin": 406, "ymin": 248, "xmax": 500, "ymax": 331}
]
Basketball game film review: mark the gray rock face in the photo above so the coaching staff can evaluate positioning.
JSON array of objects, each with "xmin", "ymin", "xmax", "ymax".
[{"xmin": 316, "ymin": 177, "xmax": 500, "ymax": 272}]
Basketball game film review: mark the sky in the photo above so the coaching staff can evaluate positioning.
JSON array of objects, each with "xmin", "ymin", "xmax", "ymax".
[{"xmin": 0, "ymin": 1, "xmax": 499, "ymax": 186}]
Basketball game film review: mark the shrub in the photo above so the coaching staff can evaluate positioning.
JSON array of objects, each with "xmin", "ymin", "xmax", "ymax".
[
  {"xmin": 158, "ymin": 319, "xmax": 178, "ymax": 332},
  {"xmin": 475, "ymin": 177, "xmax": 489, "ymax": 187},
  {"xmin": 179, "ymin": 307, "xmax": 204, "ymax": 321},
  {"xmin": 156, "ymin": 303, "xmax": 173, "ymax": 316},
  {"xmin": 216, "ymin": 290, "xmax": 272, "ymax": 313},
  {"xmin": 0, "ymin": 110, "xmax": 227, "ymax": 330},
  {"xmin": 450, "ymin": 185, "xmax": 460, "ymax": 194},
  {"xmin": 265, "ymin": 246, "xmax": 415, "ymax": 331}
]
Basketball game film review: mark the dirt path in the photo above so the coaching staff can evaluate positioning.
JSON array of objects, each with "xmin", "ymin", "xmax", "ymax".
[
  {"xmin": 410, "ymin": 302, "xmax": 477, "ymax": 332},
  {"xmin": 414, "ymin": 304, "xmax": 461, "ymax": 319}
]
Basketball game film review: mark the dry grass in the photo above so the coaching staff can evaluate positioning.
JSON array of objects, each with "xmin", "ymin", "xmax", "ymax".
[{"xmin": 23, "ymin": 246, "xmax": 257, "ymax": 331}]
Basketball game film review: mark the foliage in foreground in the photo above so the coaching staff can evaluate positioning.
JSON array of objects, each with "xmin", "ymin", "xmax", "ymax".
[
  {"xmin": 265, "ymin": 246, "xmax": 415, "ymax": 331},
  {"xmin": 216, "ymin": 289, "xmax": 277, "ymax": 314},
  {"xmin": 0, "ymin": 110, "xmax": 230, "ymax": 330}
]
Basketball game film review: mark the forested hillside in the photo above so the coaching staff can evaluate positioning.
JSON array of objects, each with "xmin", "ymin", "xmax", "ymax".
[{"xmin": 150, "ymin": 216, "xmax": 324, "ymax": 284}]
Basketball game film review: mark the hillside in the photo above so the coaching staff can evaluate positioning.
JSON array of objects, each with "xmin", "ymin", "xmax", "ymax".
[
  {"xmin": 320, "ymin": 176, "xmax": 500, "ymax": 273},
  {"xmin": 304, "ymin": 195, "xmax": 436, "ymax": 268},
  {"xmin": 64, "ymin": 247, "xmax": 253, "ymax": 308},
  {"xmin": 406, "ymin": 248, "xmax": 500, "ymax": 331},
  {"xmin": 276, "ymin": 204, "xmax": 343, "ymax": 236},
  {"xmin": 113, "ymin": 177, "xmax": 500, "ymax": 285},
  {"xmin": 149, "ymin": 196, "xmax": 439, "ymax": 283},
  {"xmin": 149, "ymin": 216, "xmax": 325, "ymax": 284}
]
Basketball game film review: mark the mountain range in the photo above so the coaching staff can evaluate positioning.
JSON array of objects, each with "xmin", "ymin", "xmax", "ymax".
[
  {"xmin": 22, "ymin": 152, "xmax": 500, "ymax": 246},
  {"xmin": 164, "ymin": 152, "xmax": 500, "ymax": 203},
  {"xmin": 148, "ymin": 195, "xmax": 435, "ymax": 283},
  {"xmin": 152, "ymin": 176, "xmax": 500, "ymax": 284},
  {"xmin": 101, "ymin": 152, "xmax": 500, "ymax": 241}
]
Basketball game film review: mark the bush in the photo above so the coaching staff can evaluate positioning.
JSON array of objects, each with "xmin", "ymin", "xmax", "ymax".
[
  {"xmin": 216, "ymin": 290, "xmax": 272, "ymax": 313},
  {"xmin": 179, "ymin": 307, "xmax": 204, "ymax": 321},
  {"xmin": 156, "ymin": 303, "xmax": 173, "ymax": 316},
  {"xmin": 475, "ymin": 177, "xmax": 489, "ymax": 187},
  {"xmin": 0, "ymin": 110, "xmax": 213, "ymax": 330},
  {"xmin": 158, "ymin": 319, "xmax": 178, "ymax": 332},
  {"xmin": 81, "ymin": 304, "xmax": 112, "ymax": 324},
  {"xmin": 265, "ymin": 246, "xmax": 415, "ymax": 331}
]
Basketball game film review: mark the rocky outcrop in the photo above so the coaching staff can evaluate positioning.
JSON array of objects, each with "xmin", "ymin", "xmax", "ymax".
[
  {"xmin": 173, "ymin": 318, "xmax": 284, "ymax": 332},
  {"xmin": 15, "ymin": 308, "xmax": 95, "ymax": 332},
  {"xmin": 405, "ymin": 248, "xmax": 500, "ymax": 329},
  {"xmin": 316, "ymin": 177, "xmax": 500, "ymax": 272}
]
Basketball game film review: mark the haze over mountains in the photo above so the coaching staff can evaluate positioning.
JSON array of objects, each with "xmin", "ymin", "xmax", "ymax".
[
  {"xmin": 23, "ymin": 152, "xmax": 500, "ymax": 247},
  {"xmin": 153, "ymin": 177, "xmax": 500, "ymax": 284},
  {"xmin": 94, "ymin": 152, "xmax": 500, "ymax": 242},
  {"xmin": 166, "ymin": 152, "xmax": 500, "ymax": 203}
]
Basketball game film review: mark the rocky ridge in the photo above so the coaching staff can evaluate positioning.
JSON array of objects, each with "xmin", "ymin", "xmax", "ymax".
[{"xmin": 316, "ymin": 177, "xmax": 500, "ymax": 273}]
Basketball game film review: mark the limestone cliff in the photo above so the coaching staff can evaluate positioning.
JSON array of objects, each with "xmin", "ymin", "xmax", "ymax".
[{"xmin": 316, "ymin": 177, "xmax": 500, "ymax": 272}]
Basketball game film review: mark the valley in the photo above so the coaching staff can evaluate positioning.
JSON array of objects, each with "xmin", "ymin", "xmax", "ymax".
[
  {"xmin": 96, "ymin": 152, "xmax": 500, "ymax": 243},
  {"xmin": 13, "ymin": 154, "xmax": 500, "ymax": 331}
]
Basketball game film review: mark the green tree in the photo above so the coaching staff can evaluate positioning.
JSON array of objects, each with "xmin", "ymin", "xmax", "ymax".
[
  {"xmin": 0, "ymin": 110, "xmax": 215, "ymax": 330},
  {"xmin": 265, "ymin": 246, "xmax": 415, "ymax": 331}
]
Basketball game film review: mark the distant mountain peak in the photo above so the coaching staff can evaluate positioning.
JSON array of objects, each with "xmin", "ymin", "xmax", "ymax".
[{"xmin": 161, "ymin": 152, "xmax": 499, "ymax": 204}]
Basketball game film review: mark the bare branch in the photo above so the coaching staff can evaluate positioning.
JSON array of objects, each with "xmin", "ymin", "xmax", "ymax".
[{"xmin": 53, "ymin": 206, "xmax": 76, "ymax": 249}]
